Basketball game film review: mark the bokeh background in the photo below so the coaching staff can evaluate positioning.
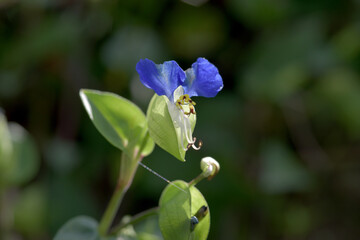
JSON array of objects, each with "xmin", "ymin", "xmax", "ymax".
[{"xmin": 1, "ymin": 0, "xmax": 360, "ymax": 239}]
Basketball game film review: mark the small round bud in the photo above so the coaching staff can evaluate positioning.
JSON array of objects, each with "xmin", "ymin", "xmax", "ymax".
[
  {"xmin": 202, "ymin": 164, "xmax": 214, "ymax": 178},
  {"xmin": 200, "ymin": 157, "xmax": 220, "ymax": 180}
]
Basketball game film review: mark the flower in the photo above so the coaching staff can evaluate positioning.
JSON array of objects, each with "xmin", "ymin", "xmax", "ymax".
[
  {"xmin": 136, "ymin": 58, "xmax": 223, "ymax": 151},
  {"xmin": 136, "ymin": 58, "xmax": 223, "ymax": 101}
]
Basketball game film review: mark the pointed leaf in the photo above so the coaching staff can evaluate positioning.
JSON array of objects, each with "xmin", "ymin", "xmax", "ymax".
[{"xmin": 80, "ymin": 89, "xmax": 154, "ymax": 157}]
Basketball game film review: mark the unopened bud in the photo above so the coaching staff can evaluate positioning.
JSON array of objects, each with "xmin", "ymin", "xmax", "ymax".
[{"xmin": 200, "ymin": 157, "xmax": 220, "ymax": 180}]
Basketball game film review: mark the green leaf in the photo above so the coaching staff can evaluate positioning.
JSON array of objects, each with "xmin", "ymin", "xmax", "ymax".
[
  {"xmin": 0, "ymin": 110, "xmax": 40, "ymax": 186},
  {"xmin": 54, "ymin": 216, "xmax": 100, "ymax": 240},
  {"xmin": 189, "ymin": 185, "xmax": 210, "ymax": 240},
  {"xmin": 79, "ymin": 89, "xmax": 154, "ymax": 157},
  {"xmin": 6, "ymin": 123, "xmax": 40, "ymax": 185},
  {"xmin": 159, "ymin": 181, "xmax": 191, "ymax": 240},
  {"xmin": 135, "ymin": 215, "xmax": 163, "ymax": 240},
  {"xmin": 147, "ymin": 94, "xmax": 196, "ymax": 161},
  {"xmin": 0, "ymin": 110, "xmax": 13, "ymax": 180},
  {"xmin": 140, "ymin": 132, "xmax": 155, "ymax": 158},
  {"xmin": 117, "ymin": 215, "xmax": 162, "ymax": 240},
  {"xmin": 158, "ymin": 180, "xmax": 210, "ymax": 240},
  {"xmin": 54, "ymin": 216, "xmax": 118, "ymax": 240}
]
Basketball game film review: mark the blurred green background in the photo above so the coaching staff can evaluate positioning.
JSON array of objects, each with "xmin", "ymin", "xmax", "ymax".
[{"xmin": 1, "ymin": 0, "xmax": 360, "ymax": 239}]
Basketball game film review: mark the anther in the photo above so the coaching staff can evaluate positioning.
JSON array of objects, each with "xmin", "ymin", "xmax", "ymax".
[
  {"xmin": 183, "ymin": 94, "xmax": 190, "ymax": 101},
  {"xmin": 176, "ymin": 94, "xmax": 196, "ymax": 116},
  {"xmin": 190, "ymin": 99, "xmax": 196, "ymax": 106},
  {"xmin": 186, "ymin": 142, "xmax": 192, "ymax": 151},
  {"xmin": 186, "ymin": 137, "xmax": 202, "ymax": 151},
  {"xmin": 189, "ymin": 105, "xmax": 195, "ymax": 114},
  {"xmin": 176, "ymin": 102, "xmax": 183, "ymax": 111},
  {"xmin": 192, "ymin": 140, "xmax": 202, "ymax": 150}
]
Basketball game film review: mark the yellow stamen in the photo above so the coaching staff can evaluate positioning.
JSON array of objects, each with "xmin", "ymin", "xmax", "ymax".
[
  {"xmin": 176, "ymin": 99, "xmax": 183, "ymax": 110},
  {"xmin": 176, "ymin": 94, "xmax": 196, "ymax": 116}
]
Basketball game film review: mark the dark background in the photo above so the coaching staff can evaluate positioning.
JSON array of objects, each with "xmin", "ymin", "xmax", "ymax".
[{"xmin": 1, "ymin": 0, "xmax": 360, "ymax": 239}]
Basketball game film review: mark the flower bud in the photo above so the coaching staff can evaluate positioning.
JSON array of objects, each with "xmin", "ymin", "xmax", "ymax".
[{"xmin": 200, "ymin": 157, "xmax": 220, "ymax": 180}]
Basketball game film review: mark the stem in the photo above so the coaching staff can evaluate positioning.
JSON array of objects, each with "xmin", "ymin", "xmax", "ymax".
[
  {"xmin": 0, "ymin": 188, "xmax": 5, "ymax": 239},
  {"xmin": 98, "ymin": 132, "xmax": 150, "ymax": 236},
  {"xmin": 98, "ymin": 151, "xmax": 140, "ymax": 236},
  {"xmin": 110, "ymin": 207, "xmax": 159, "ymax": 235},
  {"xmin": 188, "ymin": 172, "xmax": 206, "ymax": 187},
  {"xmin": 98, "ymin": 184, "xmax": 126, "ymax": 236}
]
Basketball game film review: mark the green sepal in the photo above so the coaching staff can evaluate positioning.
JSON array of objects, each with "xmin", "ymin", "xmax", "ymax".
[
  {"xmin": 79, "ymin": 89, "xmax": 154, "ymax": 157},
  {"xmin": 158, "ymin": 180, "xmax": 210, "ymax": 240},
  {"xmin": 146, "ymin": 93, "xmax": 196, "ymax": 161}
]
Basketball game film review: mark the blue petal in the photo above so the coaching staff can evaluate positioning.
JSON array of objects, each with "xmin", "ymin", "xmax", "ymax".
[
  {"xmin": 183, "ymin": 58, "xmax": 223, "ymax": 98},
  {"xmin": 136, "ymin": 59, "xmax": 186, "ymax": 99}
]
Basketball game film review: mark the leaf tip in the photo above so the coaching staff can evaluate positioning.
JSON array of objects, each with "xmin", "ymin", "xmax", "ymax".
[{"xmin": 79, "ymin": 90, "xmax": 94, "ymax": 120}]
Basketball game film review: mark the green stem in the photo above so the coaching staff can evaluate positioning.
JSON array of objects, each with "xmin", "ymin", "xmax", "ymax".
[
  {"xmin": 98, "ymin": 132, "xmax": 150, "ymax": 236},
  {"xmin": 110, "ymin": 207, "xmax": 159, "ymax": 235},
  {"xmin": 98, "ymin": 184, "xmax": 126, "ymax": 236},
  {"xmin": 98, "ymin": 151, "xmax": 140, "ymax": 236},
  {"xmin": 0, "ymin": 188, "xmax": 5, "ymax": 239},
  {"xmin": 188, "ymin": 172, "xmax": 206, "ymax": 187}
]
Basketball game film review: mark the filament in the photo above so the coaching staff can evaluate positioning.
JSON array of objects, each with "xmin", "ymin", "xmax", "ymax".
[
  {"xmin": 182, "ymin": 113, "xmax": 194, "ymax": 144},
  {"xmin": 191, "ymin": 138, "xmax": 203, "ymax": 150},
  {"xmin": 138, "ymin": 161, "xmax": 187, "ymax": 193}
]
